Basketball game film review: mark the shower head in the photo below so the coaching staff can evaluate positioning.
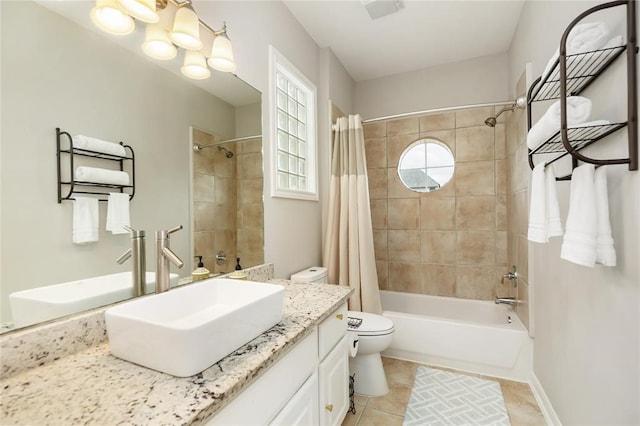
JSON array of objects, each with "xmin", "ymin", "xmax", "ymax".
[
  {"xmin": 217, "ymin": 146, "xmax": 234, "ymax": 158},
  {"xmin": 484, "ymin": 116, "xmax": 498, "ymax": 127},
  {"xmin": 483, "ymin": 95, "xmax": 527, "ymax": 127}
]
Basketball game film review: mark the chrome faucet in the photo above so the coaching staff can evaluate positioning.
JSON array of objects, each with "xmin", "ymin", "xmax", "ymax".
[
  {"xmin": 116, "ymin": 225, "xmax": 146, "ymax": 297},
  {"xmin": 495, "ymin": 297, "xmax": 517, "ymax": 306},
  {"xmin": 501, "ymin": 265, "xmax": 518, "ymax": 287},
  {"xmin": 155, "ymin": 225, "xmax": 184, "ymax": 293}
]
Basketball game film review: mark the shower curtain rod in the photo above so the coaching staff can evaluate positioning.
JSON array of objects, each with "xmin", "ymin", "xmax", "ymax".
[
  {"xmin": 360, "ymin": 100, "xmax": 517, "ymax": 124},
  {"xmin": 194, "ymin": 134, "xmax": 262, "ymax": 151}
]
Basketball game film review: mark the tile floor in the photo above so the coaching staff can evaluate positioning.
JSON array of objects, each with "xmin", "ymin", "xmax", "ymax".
[{"xmin": 342, "ymin": 357, "xmax": 546, "ymax": 426}]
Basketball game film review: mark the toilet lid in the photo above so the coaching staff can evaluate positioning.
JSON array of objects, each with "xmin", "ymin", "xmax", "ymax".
[{"xmin": 347, "ymin": 311, "xmax": 394, "ymax": 336}]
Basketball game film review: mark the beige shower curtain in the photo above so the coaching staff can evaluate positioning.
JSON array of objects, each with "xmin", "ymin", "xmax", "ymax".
[{"xmin": 323, "ymin": 115, "xmax": 382, "ymax": 314}]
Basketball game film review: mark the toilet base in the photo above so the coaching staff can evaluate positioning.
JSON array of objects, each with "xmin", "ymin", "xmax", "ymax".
[{"xmin": 349, "ymin": 352, "xmax": 389, "ymax": 397}]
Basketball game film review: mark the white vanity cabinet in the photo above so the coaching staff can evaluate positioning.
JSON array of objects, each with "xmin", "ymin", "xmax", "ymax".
[{"xmin": 206, "ymin": 302, "xmax": 348, "ymax": 425}]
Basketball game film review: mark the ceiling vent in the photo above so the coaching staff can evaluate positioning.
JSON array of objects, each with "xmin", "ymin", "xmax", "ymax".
[{"xmin": 361, "ymin": 0, "xmax": 403, "ymax": 20}]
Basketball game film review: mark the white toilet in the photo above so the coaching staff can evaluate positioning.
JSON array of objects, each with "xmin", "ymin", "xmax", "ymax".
[{"xmin": 290, "ymin": 266, "xmax": 395, "ymax": 397}]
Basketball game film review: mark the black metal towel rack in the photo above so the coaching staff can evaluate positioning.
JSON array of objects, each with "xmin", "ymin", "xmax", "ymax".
[
  {"xmin": 527, "ymin": 0, "xmax": 637, "ymax": 180},
  {"xmin": 56, "ymin": 127, "xmax": 136, "ymax": 203}
]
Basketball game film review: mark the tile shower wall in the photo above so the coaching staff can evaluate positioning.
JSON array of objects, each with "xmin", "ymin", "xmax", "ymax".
[
  {"xmin": 236, "ymin": 138, "xmax": 264, "ymax": 269},
  {"xmin": 193, "ymin": 129, "xmax": 237, "ymax": 274},
  {"xmin": 363, "ymin": 107, "xmax": 508, "ymax": 301}
]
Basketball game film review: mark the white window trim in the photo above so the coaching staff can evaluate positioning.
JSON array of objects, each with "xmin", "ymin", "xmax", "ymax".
[{"xmin": 268, "ymin": 45, "xmax": 318, "ymax": 201}]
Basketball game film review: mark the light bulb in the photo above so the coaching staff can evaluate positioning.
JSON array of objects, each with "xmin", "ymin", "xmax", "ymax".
[
  {"xmin": 118, "ymin": 0, "xmax": 159, "ymax": 23},
  {"xmin": 90, "ymin": 0, "xmax": 135, "ymax": 36},
  {"xmin": 142, "ymin": 24, "xmax": 177, "ymax": 60},
  {"xmin": 208, "ymin": 33, "xmax": 236, "ymax": 72},
  {"xmin": 170, "ymin": 7, "xmax": 203, "ymax": 51},
  {"xmin": 182, "ymin": 50, "xmax": 210, "ymax": 80}
]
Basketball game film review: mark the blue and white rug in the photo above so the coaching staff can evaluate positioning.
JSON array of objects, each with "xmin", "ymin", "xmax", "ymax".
[{"xmin": 403, "ymin": 366, "xmax": 511, "ymax": 426}]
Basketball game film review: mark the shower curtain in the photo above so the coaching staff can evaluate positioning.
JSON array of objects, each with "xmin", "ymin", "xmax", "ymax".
[{"xmin": 323, "ymin": 115, "xmax": 382, "ymax": 314}]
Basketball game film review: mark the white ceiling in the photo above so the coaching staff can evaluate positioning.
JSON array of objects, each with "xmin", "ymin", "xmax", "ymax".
[{"xmin": 282, "ymin": 0, "xmax": 526, "ymax": 82}]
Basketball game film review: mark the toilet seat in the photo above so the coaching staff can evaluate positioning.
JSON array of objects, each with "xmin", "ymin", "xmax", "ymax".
[{"xmin": 347, "ymin": 311, "xmax": 394, "ymax": 336}]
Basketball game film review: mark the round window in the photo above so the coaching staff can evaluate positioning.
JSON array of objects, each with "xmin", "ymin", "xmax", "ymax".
[{"xmin": 397, "ymin": 139, "xmax": 455, "ymax": 193}]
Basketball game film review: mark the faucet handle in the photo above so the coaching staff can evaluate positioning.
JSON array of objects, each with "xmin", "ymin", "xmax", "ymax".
[
  {"xmin": 116, "ymin": 248, "xmax": 132, "ymax": 264},
  {"xmin": 122, "ymin": 225, "xmax": 145, "ymax": 238},
  {"xmin": 166, "ymin": 225, "xmax": 183, "ymax": 235}
]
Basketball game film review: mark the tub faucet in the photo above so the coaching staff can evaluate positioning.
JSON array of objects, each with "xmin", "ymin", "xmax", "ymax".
[
  {"xmin": 155, "ymin": 225, "xmax": 184, "ymax": 293},
  {"xmin": 116, "ymin": 225, "xmax": 146, "ymax": 297},
  {"xmin": 495, "ymin": 297, "xmax": 517, "ymax": 306}
]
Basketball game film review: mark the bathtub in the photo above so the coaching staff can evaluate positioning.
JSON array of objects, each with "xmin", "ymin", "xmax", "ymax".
[{"xmin": 381, "ymin": 290, "xmax": 532, "ymax": 382}]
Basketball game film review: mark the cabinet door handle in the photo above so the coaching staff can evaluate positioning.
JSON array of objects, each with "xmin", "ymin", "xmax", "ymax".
[
  {"xmin": 325, "ymin": 404, "xmax": 334, "ymax": 412},
  {"xmin": 336, "ymin": 314, "xmax": 343, "ymax": 320}
]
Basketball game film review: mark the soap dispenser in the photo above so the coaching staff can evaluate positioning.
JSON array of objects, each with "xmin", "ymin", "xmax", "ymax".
[{"xmin": 192, "ymin": 256, "xmax": 210, "ymax": 281}]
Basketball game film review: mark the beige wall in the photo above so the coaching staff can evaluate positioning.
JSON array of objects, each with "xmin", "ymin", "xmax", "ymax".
[
  {"xmin": 236, "ymin": 136, "xmax": 264, "ymax": 269},
  {"xmin": 363, "ymin": 107, "xmax": 508, "ymax": 300}
]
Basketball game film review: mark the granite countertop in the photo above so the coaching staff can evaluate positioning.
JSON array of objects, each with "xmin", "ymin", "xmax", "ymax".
[{"xmin": 0, "ymin": 280, "xmax": 352, "ymax": 425}]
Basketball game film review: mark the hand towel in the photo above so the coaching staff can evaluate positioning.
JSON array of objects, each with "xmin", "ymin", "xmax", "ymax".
[
  {"xmin": 527, "ymin": 96, "xmax": 592, "ymax": 150},
  {"xmin": 561, "ymin": 164, "xmax": 597, "ymax": 267},
  {"xmin": 528, "ymin": 163, "xmax": 548, "ymax": 243},
  {"xmin": 542, "ymin": 23, "xmax": 611, "ymax": 79},
  {"xmin": 73, "ymin": 135, "xmax": 126, "ymax": 157},
  {"xmin": 545, "ymin": 164, "xmax": 563, "ymax": 238},
  {"xmin": 106, "ymin": 193, "xmax": 130, "ymax": 234},
  {"xmin": 75, "ymin": 166, "xmax": 129, "ymax": 186},
  {"xmin": 594, "ymin": 166, "xmax": 616, "ymax": 266},
  {"xmin": 73, "ymin": 196, "xmax": 99, "ymax": 244}
]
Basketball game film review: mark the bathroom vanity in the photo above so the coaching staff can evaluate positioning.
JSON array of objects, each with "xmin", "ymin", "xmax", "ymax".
[{"xmin": 0, "ymin": 266, "xmax": 352, "ymax": 425}]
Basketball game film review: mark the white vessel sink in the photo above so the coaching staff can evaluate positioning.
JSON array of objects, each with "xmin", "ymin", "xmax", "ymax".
[
  {"xmin": 105, "ymin": 278, "xmax": 285, "ymax": 377},
  {"xmin": 9, "ymin": 272, "xmax": 178, "ymax": 328}
]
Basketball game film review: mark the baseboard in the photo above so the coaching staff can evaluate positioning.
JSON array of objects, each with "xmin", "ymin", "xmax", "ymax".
[{"xmin": 529, "ymin": 372, "xmax": 562, "ymax": 426}]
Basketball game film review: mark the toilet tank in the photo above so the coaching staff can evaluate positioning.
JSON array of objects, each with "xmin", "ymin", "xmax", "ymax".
[{"xmin": 290, "ymin": 266, "xmax": 327, "ymax": 284}]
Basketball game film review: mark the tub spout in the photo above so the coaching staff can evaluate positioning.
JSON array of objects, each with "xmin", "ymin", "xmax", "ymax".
[{"xmin": 495, "ymin": 297, "xmax": 517, "ymax": 306}]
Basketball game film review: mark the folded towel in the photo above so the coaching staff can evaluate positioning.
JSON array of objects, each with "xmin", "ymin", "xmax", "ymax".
[
  {"xmin": 594, "ymin": 166, "xmax": 616, "ymax": 266},
  {"xmin": 75, "ymin": 166, "xmax": 129, "ymax": 186},
  {"xmin": 527, "ymin": 96, "xmax": 592, "ymax": 150},
  {"xmin": 106, "ymin": 193, "xmax": 130, "ymax": 234},
  {"xmin": 73, "ymin": 135, "xmax": 126, "ymax": 157},
  {"xmin": 542, "ymin": 23, "xmax": 611, "ymax": 79},
  {"xmin": 528, "ymin": 163, "xmax": 563, "ymax": 243},
  {"xmin": 561, "ymin": 164, "xmax": 597, "ymax": 267},
  {"xmin": 73, "ymin": 196, "xmax": 99, "ymax": 244}
]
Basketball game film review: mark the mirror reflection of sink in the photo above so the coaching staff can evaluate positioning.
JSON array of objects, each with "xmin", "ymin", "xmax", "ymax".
[
  {"xmin": 9, "ymin": 272, "xmax": 178, "ymax": 328},
  {"xmin": 105, "ymin": 278, "xmax": 285, "ymax": 377}
]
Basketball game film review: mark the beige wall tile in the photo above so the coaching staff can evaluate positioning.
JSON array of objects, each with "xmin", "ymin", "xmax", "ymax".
[
  {"xmin": 237, "ymin": 202, "xmax": 263, "ymax": 229},
  {"xmin": 418, "ymin": 129, "xmax": 456, "ymax": 156},
  {"xmin": 238, "ymin": 178, "xmax": 263, "ymax": 204},
  {"xmin": 456, "ymin": 126, "xmax": 495, "ymax": 162},
  {"xmin": 388, "ymin": 168, "xmax": 419, "ymax": 199},
  {"xmin": 387, "ymin": 134, "xmax": 420, "ymax": 167},
  {"xmin": 365, "ymin": 137, "xmax": 387, "ymax": 168},
  {"xmin": 495, "ymin": 124, "xmax": 506, "ymax": 159},
  {"xmin": 388, "ymin": 198, "xmax": 420, "ymax": 229},
  {"xmin": 457, "ymin": 230, "xmax": 496, "ymax": 266},
  {"xmin": 456, "ymin": 266, "xmax": 497, "ymax": 300},
  {"xmin": 373, "ymin": 230, "xmax": 388, "ymax": 261},
  {"xmin": 387, "ymin": 117, "xmax": 419, "ymax": 136},
  {"xmin": 455, "ymin": 106, "xmax": 494, "ymax": 128},
  {"xmin": 388, "ymin": 262, "xmax": 422, "ymax": 293},
  {"xmin": 193, "ymin": 149, "xmax": 215, "ymax": 174},
  {"xmin": 237, "ymin": 152, "xmax": 262, "ymax": 179},
  {"xmin": 236, "ymin": 139, "xmax": 261, "ymax": 155},
  {"xmin": 420, "ymin": 197, "xmax": 456, "ymax": 230},
  {"xmin": 193, "ymin": 173, "xmax": 215, "ymax": 203},
  {"xmin": 496, "ymin": 231, "xmax": 508, "ymax": 267},
  {"xmin": 213, "ymin": 148, "xmax": 235, "ymax": 177},
  {"xmin": 368, "ymin": 168, "xmax": 388, "ymax": 199},
  {"xmin": 363, "ymin": 122, "xmax": 386, "ymax": 138},
  {"xmin": 215, "ymin": 177, "xmax": 234, "ymax": 205},
  {"xmin": 455, "ymin": 160, "xmax": 495, "ymax": 196},
  {"xmin": 388, "ymin": 230, "xmax": 421, "ymax": 262},
  {"xmin": 421, "ymin": 231, "xmax": 456, "ymax": 264},
  {"xmin": 194, "ymin": 202, "xmax": 216, "ymax": 232},
  {"xmin": 456, "ymin": 196, "xmax": 496, "ymax": 230},
  {"xmin": 420, "ymin": 112, "xmax": 456, "ymax": 132},
  {"xmin": 370, "ymin": 199, "xmax": 388, "ymax": 230},
  {"xmin": 496, "ymin": 195, "xmax": 507, "ymax": 231},
  {"xmin": 194, "ymin": 231, "xmax": 215, "ymax": 270},
  {"xmin": 422, "ymin": 264, "xmax": 456, "ymax": 297},
  {"xmin": 376, "ymin": 260, "xmax": 388, "ymax": 290},
  {"xmin": 496, "ymin": 158, "xmax": 507, "ymax": 195}
]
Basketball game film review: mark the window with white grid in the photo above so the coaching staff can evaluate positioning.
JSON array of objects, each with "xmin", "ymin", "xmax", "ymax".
[{"xmin": 270, "ymin": 46, "xmax": 317, "ymax": 200}]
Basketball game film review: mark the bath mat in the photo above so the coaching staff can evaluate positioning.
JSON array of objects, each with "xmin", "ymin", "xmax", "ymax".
[{"xmin": 403, "ymin": 366, "xmax": 511, "ymax": 426}]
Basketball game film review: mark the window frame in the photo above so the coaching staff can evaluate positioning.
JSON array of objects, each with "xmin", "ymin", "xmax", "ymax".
[{"xmin": 269, "ymin": 45, "xmax": 318, "ymax": 201}]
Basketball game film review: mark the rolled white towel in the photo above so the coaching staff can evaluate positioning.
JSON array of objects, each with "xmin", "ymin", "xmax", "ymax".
[
  {"xmin": 542, "ymin": 23, "xmax": 611, "ymax": 79},
  {"xmin": 527, "ymin": 96, "xmax": 592, "ymax": 150},
  {"xmin": 561, "ymin": 164, "xmax": 597, "ymax": 267},
  {"xmin": 594, "ymin": 166, "xmax": 616, "ymax": 266},
  {"xmin": 75, "ymin": 166, "xmax": 129, "ymax": 186},
  {"xmin": 73, "ymin": 135, "xmax": 126, "ymax": 157}
]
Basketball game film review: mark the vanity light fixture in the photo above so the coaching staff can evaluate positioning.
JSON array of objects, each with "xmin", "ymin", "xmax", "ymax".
[
  {"xmin": 90, "ymin": 0, "xmax": 237, "ymax": 80},
  {"xmin": 90, "ymin": 0, "xmax": 135, "ymax": 35}
]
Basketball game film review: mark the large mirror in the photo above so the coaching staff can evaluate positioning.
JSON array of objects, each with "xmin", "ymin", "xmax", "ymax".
[
  {"xmin": 397, "ymin": 138, "xmax": 455, "ymax": 192},
  {"xmin": 0, "ymin": 1, "xmax": 263, "ymax": 332}
]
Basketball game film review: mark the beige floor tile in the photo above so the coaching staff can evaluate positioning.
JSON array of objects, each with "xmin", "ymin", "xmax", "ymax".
[
  {"xmin": 382, "ymin": 357, "xmax": 418, "ymax": 386},
  {"xmin": 366, "ymin": 382, "xmax": 412, "ymax": 416},
  {"xmin": 341, "ymin": 403, "xmax": 366, "ymax": 426},
  {"xmin": 354, "ymin": 394, "xmax": 369, "ymax": 406},
  {"xmin": 357, "ymin": 408, "xmax": 404, "ymax": 426}
]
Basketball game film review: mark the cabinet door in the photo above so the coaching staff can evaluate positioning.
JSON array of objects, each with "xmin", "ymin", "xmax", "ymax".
[
  {"xmin": 319, "ymin": 336, "xmax": 349, "ymax": 426},
  {"xmin": 270, "ymin": 372, "xmax": 319, "ymax": 426}
]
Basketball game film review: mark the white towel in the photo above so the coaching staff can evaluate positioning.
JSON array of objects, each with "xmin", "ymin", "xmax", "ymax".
[
  {"xmin": 73, "ymin": 135, "xmax": 126, "ymax": 157},
  {"xmin": 527, "ymin": 96, "xmax": 592, "ymax": 150},
  {"xmin": 75, "ymin": 166, "xmax": 129, "ymax": 186},
  {"xmin": 528, "ymin": 163, "xmax": 563, "ymax": 243},
  {"xmin": 106, "ymin": 193, "xmax": 130, "ymax": 234},
  {"xmin": 561, "ymin": 164, "xmax": 597, "ymax": 267},
  {"xmin": 73, "ymin": 197, "xmax": 99, "ymax": 244},
  {"xmin": 542, "ymin": 23, "xmax": 611, "ymax": 79},
  {"xmin": 594, "ymin": 167, "xmax": 616, "ymax": 266}
]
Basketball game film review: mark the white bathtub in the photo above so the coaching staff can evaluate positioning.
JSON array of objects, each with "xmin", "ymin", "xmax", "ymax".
[{"xmin": 381, "ymin": 290, "xmax": 532, "ymax": 382}]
